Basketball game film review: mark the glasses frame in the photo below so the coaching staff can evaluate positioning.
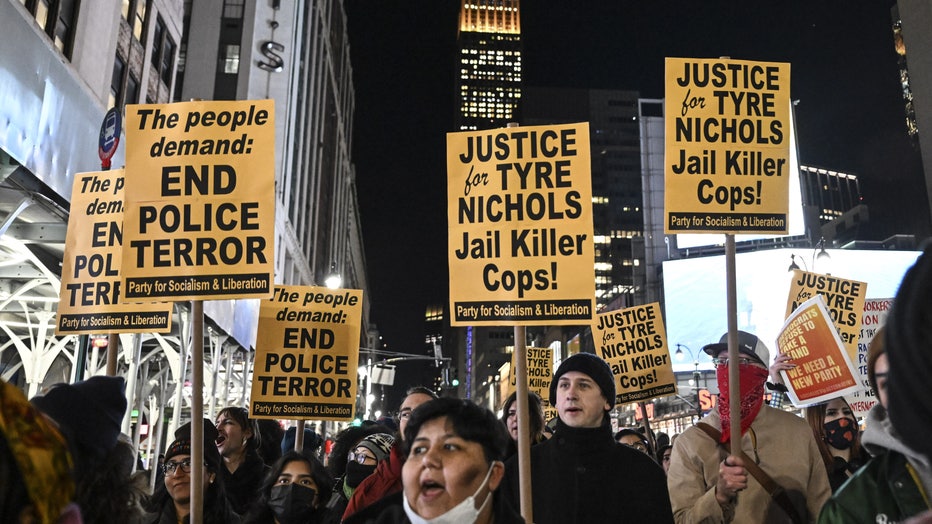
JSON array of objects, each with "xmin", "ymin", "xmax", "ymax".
[
  {"xmin": 347, "ymin": 450, "xmax": 376, "ymax": 465},
  {"xmin": 162, "ymin": 458, "xmax": 195, "ymax": 476},
  {"xmin": 711, "ymin": 357, "xmax": 757, "ymax": 367}
]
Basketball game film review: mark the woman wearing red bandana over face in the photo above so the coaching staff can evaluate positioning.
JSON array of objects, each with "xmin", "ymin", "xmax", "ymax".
[
  {"xmin": 806, "ymin": 397, "xmax": 865, "ymax": 492},
  {"xmin": 667, "ymin": 330, "xmax": 831, "ymax": 524}
]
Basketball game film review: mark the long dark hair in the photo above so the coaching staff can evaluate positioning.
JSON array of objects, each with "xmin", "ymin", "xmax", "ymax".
[
  {"xmin": 74, "ymin": 437, "xmax": 149, "ymax": 523},
  {"xmin": 499, "ymin": 391, "xmax": 545, "ymax": 458},
  {"xmin": 144, "ymin": 456, "xmax": 232, "ymax": 524},
  {"xmin": 243, "ymin": 450, "xmax": 334, "ymax": 523},
  {"xmin": 805, "ymin": 397, "xmax": 863, "ymax": 472}
]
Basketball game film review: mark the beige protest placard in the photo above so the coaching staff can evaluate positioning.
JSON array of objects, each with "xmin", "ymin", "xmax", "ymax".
[
  {"xmin": 447, "ymin": 123, "xmax": 595, "ymax": 326},
  {"xmin": 505, "ymin": 347, "xmax": 555, "ymax": 418},
  {"xmin": 777, "ymin": 295, "xmax": 861, "ymax": 406},
  {"xmin": 786, "ymin": 269, "xmax": 867, "ymax": 365},
  {"xmin": 592, "ymin": 303, "xmax": 676, "ymax": 403},
  {"xmin": 664, "ymin": 58, "xmax": 791, "ymax": 234},
  {"xmin": 57, "ymin": 169, "xmax": 172, "ymax": 334},
  {"xmin": 848, "ymin": 298, "xmax": 893, "ymax": 416},
  {"xmin": 121, "ymin": 100, "xmax": 275, "ymax": 301},
  {"xmin": 250, "ymin": 286, "xmax": 362, "ymax": 421}
]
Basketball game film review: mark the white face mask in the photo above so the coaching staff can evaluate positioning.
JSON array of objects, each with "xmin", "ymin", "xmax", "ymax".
[{"xmin": 403, "ymin": 461, "xmax": 499, "ymax": 524}]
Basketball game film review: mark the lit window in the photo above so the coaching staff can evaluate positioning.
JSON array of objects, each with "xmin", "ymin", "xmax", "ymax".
[{"xmin": 223, "ymin": 45, "xmax": 240, "ymax": 74}]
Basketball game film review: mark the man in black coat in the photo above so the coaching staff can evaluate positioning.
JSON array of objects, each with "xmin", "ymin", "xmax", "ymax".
[{"xmin": 501, "ymin": 352, "xmax": 674, "ymax": 523}]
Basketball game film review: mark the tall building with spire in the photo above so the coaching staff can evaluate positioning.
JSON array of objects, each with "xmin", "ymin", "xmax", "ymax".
[{"xmin": 456, "ymin": 0, "xmax": 522, "ymax": 131}]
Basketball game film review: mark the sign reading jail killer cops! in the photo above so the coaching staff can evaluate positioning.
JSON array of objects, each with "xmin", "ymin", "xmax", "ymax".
[
  {"xmin": 848, "ymin": 298, "xmax": 893, "ymax": 417},
  {"xmin": 57, "ymin": 169, "xmax": 173, "ymax": 334},
  {"xmin": 777, "ymin": 295, "xmax": 861, "ymax": 406},
  {"xmin": 121, "ymin": 100, "xmax": 275, "ymax": 301},
  {"xmin": 447, "ymin": 123, "xmax": 594, "ymax": 326},
  {"xmin": 664, "ymin": 57, "xmax": 791, "ymax": 234},
  {"xmin": 505, "ymin": 347, "xmax": 556, "ymax": 420},
  {"xmin": 250, "ymin": 285, "xmax": 362, "ymax": 421},
  {"xmin": 786, "ymin": 270, "xmax": 867, "ymax": 366},
  {"xmin": 592, "ymin": 303, "xmax": 676, "ymax": 403}
]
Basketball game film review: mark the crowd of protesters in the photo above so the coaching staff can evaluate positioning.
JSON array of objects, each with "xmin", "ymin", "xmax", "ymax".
[{"xmin": 4, "ymin": 246, "xmax": 932, "ymax": 522}]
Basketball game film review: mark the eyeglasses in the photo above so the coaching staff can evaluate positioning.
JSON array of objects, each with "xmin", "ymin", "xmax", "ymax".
[
  {"xmin": 397, "ymin": 411, "xmax": 412, "ymax": 421},
  {"xmin": 162, "ymin": 459, "xmax": 196, "ymax": 476},
  {"xmin": 347, "ymin": 451, "xmax": 376, "ymax": 464},
  {"xmin": 622, "ymin": 442, "xmax": 648, "ymax": 452},
  {"xmin": 711, "ymin": 357, "xmax": 757, "ymax": 367}
]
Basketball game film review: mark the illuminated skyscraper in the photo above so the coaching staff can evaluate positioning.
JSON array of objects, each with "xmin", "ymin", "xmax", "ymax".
[{"xmin": 456, "ymin": 0, "xmax": 522, "ymax": 130}]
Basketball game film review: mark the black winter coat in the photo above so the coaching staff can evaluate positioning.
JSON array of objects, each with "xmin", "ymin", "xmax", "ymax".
[
  {"xmin": 500, "ymin": 419, "xmax": 673, "ymax": 524},
  {"xmin": 221, "ymin": 452, "xmax": 270, "ymax": 515}
]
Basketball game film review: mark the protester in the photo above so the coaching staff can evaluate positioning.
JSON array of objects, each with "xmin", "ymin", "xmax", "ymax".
[
  {"xmin": 805, "ymin": 397, "xmax": 864, "ymax": 491},
  {"xmin": 243, "ymin": 449, "xmax": 335, "ymax": 524},
  {"xmin": 615, "ymin": 428, "xmax": 653, "ymax": 457},
  {"xmin": 326, "ymin": 424, "xmax": 391, "ymax": 481},
  {"xmin": 657, "ymin": 444, "xmax": 673, "ymax": 475},
  {"xmin": 0, "ymin": 379, "xmax": 82, "ymax": 523},
  {"xmin": 819, "ymin": 247, "xmax": 932, "ymax": 523},
  {"xmin": 501, "ymin": 352, "xmax": 673, "ymax": 523},
  {"xmin": 281, "ymin": 426, "xmax": 323, "ymax": 456},
  {"xmin": 500, "ymin": 390, "xmax": 546, "ymax": 459},
  {"xmin": 144, "ymin": 418, "xmax": 239, "ymax": 523},
  {"xmin": 887, "ymin": 244, "xmax": 932, "ymax": 468},
  {"xmin": 326, "ymin": 432, "xmax": 394, "ymax": 518},
  {"xmin": 31, "ymin": 375, "xmax": 149, "ymax": 523},
  {"xmin": 215, "ymin": 406, "xmax": 271, "ymax": 515},
  {"xmin": 342, "ymin": 386, "xmax": 437, "ymax": 521},
  {"xmin": 256, "ymin": 418, "xmax": 285, "ymax": 466},
  {"xmin": 345, "ymin": 397, "xmax": 522, "ymax": 524},
  {"xmin": 668, "ymin": 330, "xmax": 830, "ymax": 523}
]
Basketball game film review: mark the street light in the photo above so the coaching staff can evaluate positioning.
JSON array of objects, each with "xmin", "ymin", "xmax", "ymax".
[
  {"xmin": 788, "ymin": 237, "xmax": 831, "ymax": 272},
  {"xmin": 675, "ymin": 344, "xmax": 703, "ymax": 420},
  {"xmin": 325, "ymin": 262, "xmax": 342, "ymax": 289}
]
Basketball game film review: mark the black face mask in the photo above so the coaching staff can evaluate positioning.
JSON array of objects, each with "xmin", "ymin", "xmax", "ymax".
[
  {"xmin": 268, "ymin": 484, "xmax": 317, "ymax": 524},
  {"xmin": 824, "ymin": 417, "xmax": 857, "ymax": 450},
  {"xmin": 344, "ymin": 461, "xmax": 377, "ymax": 488}
]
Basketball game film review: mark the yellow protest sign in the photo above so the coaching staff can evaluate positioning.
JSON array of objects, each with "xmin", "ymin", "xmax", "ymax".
[
  {"xmin": 777, "ymin": 295, "xmax": 861, "ymax": 406},
  {"xmin": 250, "ymin": 285, "xmax": 362, "ymax": 421},
  {"xmin": 56, "ymin": 169, "xmax": 172, "ymax": 334},
  {"xmin": 505, "ymin": 346, "xmax": 554, "ymax": 413},
  {"xmin": 786, "ymin": 269, "xmax": 867, "ymax": 366},
  {"xmin": 447, "ymin": 123, "xmax": 594, "ymax": 326},
  {"xmin": 592, "ymin": 303, "xmax": 676, "ymax": 403},
  {"xmin": 664, "ymin": 58, "xmax": 791, "ymax": 234},
  {"xmin": 121, "ymin": 100, "xmax": 275, "ymax": 301}
]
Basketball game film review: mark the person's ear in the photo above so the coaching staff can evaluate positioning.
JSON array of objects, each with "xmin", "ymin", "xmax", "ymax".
[{"xmin": 488, "ymin": 461, "xmax": 505, "ymax": 491}]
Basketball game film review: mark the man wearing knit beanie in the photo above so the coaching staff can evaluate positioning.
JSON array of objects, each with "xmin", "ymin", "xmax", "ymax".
[{"xmin": 501, "ymin": 352, "xmax": 673, "ymax": 523}]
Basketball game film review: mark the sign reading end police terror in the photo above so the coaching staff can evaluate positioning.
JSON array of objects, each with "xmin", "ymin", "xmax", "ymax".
[
  {"xmin": 57, "ymin": 169, "xmax": 172, "ymax": 334},
  {"xmin": 251, "ymin": 286, "xmax": 362, "ymax": 421},
  {"xmin": 447, "ymin": 122, "xmax": 595, "ymax": 326},
  {"xmin": 664, "ymin": 58, "xmax": 791, "ymax": 234},
  {"xmin": 121, "ymin": 100, "xmax": 275, "ymax": 302}
]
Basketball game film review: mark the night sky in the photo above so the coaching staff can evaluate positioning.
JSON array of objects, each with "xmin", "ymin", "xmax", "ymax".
[{"xmin": 345, "ymin": 1, "xmax": 928, "ymax": 367}]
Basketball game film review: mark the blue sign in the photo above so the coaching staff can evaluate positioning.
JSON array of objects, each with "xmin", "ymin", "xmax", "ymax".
[{"xmin": 98, "ymin": 107, "xmax": 122, "ymax": 165}]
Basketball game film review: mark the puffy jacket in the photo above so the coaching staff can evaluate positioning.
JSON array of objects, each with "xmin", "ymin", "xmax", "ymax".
[
  {"xmin": 819, "ymin": 404, "xmax": 932, "ymax": 523},
  {"xmin": 819, "ymin": 450, "xmax": 929, "ymax": 523}
]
